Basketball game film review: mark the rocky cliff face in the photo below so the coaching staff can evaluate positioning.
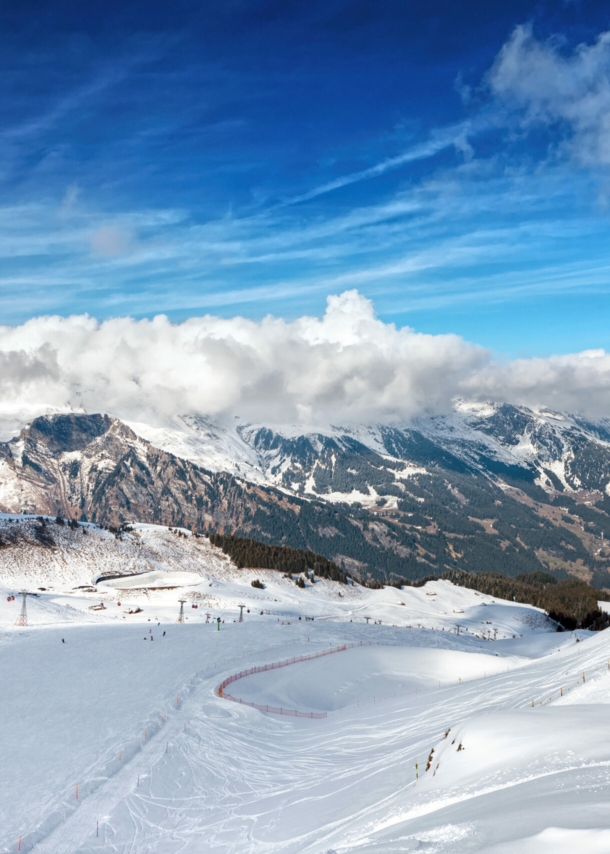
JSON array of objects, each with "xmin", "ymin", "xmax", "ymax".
[
  {"xmin": 1, "ymin": 409, "xmax": 610, "ymax": 589},
  {"xmin": 0, "ymin": 414, "xmax": 288, "ymax": 532}
]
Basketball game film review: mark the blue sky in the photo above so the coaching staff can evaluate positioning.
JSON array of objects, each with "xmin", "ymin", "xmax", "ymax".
[{"xmin": 2, "ymin": 0, "xmax": 610, "ymax": 358}]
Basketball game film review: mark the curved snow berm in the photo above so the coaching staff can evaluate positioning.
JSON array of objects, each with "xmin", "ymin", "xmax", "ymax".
[
  {"xmin": 97, "ymin": 570, "xmax": 202, "ymax": 589},
  {"xmin": 228, "ymin": 643, "xmax": 529, "ymax": 714},
  {"xmin": 217, "ymin": 642, "xmax": 377, "ymax": 718}
]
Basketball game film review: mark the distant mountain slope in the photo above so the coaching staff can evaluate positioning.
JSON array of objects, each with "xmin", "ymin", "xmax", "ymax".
[
  {"xmin": 1, "ymin": 409, "xmax": 610, "ymax": 588},
  {"xmin": 130, "ymin": 403, "xmax": 610, "ymax": 499}
]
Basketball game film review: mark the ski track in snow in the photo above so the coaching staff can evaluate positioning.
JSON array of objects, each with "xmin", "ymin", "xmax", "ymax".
[
  {"xmin": 11, "ymin": 624, "xmax": 609, "ymax": 854},
  {"xmin": 0, "ymin": 519, "xmax": 608, "ymax": 853}
]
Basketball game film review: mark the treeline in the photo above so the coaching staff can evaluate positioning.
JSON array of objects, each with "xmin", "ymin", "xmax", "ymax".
[
  {"xmin": 207, "ymin": 533, "xmax": 349, "ymax": 583},
  {"xmin": 448, "ymin": 570, "xmax": 610, "ymax": 631},
  {"xmin": 377, "ymin": 568, "xmax": 610, "ymax": 631}
]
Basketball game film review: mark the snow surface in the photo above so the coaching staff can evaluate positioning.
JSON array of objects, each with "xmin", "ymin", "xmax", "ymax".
[
  {"xmin": 1, "ymin": 517, "xmax": 609, "ymax": 853},
  {"xmin": 0, "ymin": 517, "xmax": 546, "ymax": 639}
]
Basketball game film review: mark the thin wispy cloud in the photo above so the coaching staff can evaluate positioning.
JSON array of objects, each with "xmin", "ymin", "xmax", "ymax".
[
  {"xmin": 1, "ymin": 66, "xmax": 128, "ymax": 143},
  {"xmin": 1, "ymin": 10, "xmax": 610, "ymax": 375},
  {"xmin": 278, "ymin": 125, "xmax": 473, "ymax": 207},
  {"xmin": 490, "ymin": 24, "xmax": 610, "ymax": 165}
]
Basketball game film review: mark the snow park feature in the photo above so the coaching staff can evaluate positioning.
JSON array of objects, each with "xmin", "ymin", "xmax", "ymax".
[
  {"xmin": 0, "ymin": 516, "xmax": 609, "ymax": 851},
  {"xmin": 217, "ymin": 641, "xmax": 378, "ymax": 717}
]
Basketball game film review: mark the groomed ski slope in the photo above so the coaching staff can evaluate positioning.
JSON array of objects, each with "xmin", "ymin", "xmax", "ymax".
[
  {"xmin": 1, "ymin": 616, "xmax": 609, "ymax": 853},
  {"xmin": 0, "ymin": 518, "xmax": 551, "ymax": 641}
]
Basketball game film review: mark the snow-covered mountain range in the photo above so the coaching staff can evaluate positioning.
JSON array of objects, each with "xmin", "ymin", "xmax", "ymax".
[
  {"xmin": 1, "ymin": 403, "xmax": 610, "ymax": 586},
  {"xmin": 130, "ymin": 402, "xmax": 610, "ymax": 500}
]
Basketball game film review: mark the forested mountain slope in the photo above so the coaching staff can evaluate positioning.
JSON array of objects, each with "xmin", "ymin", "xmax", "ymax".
[{"xmin": 1, "ymin": 410, "xmax": 610, "ymax": 588}]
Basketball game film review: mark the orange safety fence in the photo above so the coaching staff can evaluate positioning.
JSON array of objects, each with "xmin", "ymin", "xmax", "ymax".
[{"xmin": 217, "ymin": 641, "xmax": 376, "ymax": 719}]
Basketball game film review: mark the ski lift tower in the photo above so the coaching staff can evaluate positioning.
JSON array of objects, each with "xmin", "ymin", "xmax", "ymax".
[
  {"xmin": 364, "ymin": 616, "xmax": 371, "ymax": 624},
  {"xmin": 177, "ymin": 598, "xmax": 186, "ymax": 624},
  {"xmin": 15, "ymin": 591, "xmax": 29, "ymax": 627},
  {"xmin": 205, "ymin": 612, "xmax": 211, "ymax": 624},
  {"xmin": 238, "ymin": 604, "xmax": 246, "ymax": 623}
]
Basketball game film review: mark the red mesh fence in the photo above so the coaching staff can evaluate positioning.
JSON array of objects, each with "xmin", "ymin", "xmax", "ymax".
[{"xmin": 217, "ymin": 642, "xmax": 374, "ymax": 719}]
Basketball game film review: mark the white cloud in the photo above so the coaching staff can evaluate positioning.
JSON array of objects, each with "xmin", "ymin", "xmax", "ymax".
[
  {"xmin": 0, "ymin": 293, "xmax": 482, "ymax": 429},
  {"xmin": 465, "ymin": 348, "xmax": 610, "ymax": 417},
  {"xmin": 59, "ymin": 184, "xmax": 81, "ymax": 220},
  {"xmin": 1, "ymin": 292, "xmax": 610, "ymax": 436},
  {"xmin": 90, "ymin": 224, "xmax": 137, "ymax": 257},
  {"xmin": 489, "ymin": 24, "xmax": 610, "ymax": 165}
]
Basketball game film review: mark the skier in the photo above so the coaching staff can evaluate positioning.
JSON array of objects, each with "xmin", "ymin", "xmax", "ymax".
[
  {"xmin": 62, "ymin": 638, "xmax": 65, "ymax": 643},
  {"xmin": 163, "ymin": 631, "xmax": 166, "ymax": 637}
]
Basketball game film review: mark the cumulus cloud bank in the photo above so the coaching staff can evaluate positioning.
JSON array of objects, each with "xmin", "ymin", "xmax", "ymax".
[{"xmin": 0, "ymin": 291, "xmax": 609, "ymax": 434}]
